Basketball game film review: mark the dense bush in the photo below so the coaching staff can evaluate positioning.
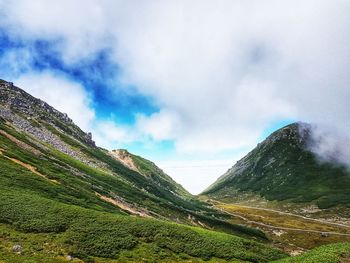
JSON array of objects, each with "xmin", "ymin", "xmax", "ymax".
[
  {"xmin": 0, "ymin": 190, "xmax": 286, "ymax": 262},
  {"xmin": 274, "ymin": 243, "xmax": 350, "ymax": 263}
]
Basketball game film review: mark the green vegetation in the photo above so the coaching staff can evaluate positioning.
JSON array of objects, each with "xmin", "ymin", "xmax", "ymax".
[
  {"xmin": 217, "ymin": 203, "xmax": 350, "ymax": 251},
  {"xmin": 131, "ymin": 153, "xmax": 190, "ymax": 197},
  {"xmin": 274, "ymin": 243, "xmax": 350, "ymax": 263},
  {"xmin": 0, "ymin": 189, "xmax": 286, "ymax": 262}
]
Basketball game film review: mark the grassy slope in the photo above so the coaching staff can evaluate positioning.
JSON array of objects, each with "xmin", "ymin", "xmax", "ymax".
[
  {"xmin": 203, "ymin": 123, "xmax": 350, "ymax": 208},
  {"xmin": 216, "ymin": 203, "xmax": 350, "ymax": 252},
  {"xmin": 131, "ymin": 153, "xmax": 191, "ymax": 198},
  {"xmin": 0, "ymin": 118, "xmax": 267, "ymax": 237},
  {"xmin": 0, "ymin": 190, "xmax": 285, "ymax": 262},
  {"xmin": 273, "ymin": 243, "xmax": 350, "ymax": 263},
  {"xmin": 0, "ymin": 147, "xmax": 285, "ymax": 261}
]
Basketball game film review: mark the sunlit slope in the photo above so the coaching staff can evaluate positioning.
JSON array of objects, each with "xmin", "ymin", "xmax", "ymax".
[
  {"xmin": 273, "ymin": 243, "xmax": 350, "ymax": 263},
  {"xmin": 0, "ymin": 79, "xmax": 253, "ymax": 229}
]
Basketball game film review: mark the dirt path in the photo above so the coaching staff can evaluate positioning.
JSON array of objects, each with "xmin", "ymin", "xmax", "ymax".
[
  {"xmin": 0, "ymin": 148, "xmax": 59, "ymax": 184},
  {"xmin": 214, "ymin": 200, "xmax": 350, "ymax": 229},
  {"xmin": 95, "ymin": 192, "xmax": 151, "ymax": 218},
  {"xmin": 0, "ymin": 130, "xmax": 40, "ymax": 155},
  {"xmin": 217, "ymin": 205, "xmax": 350, "ymax": 237}
]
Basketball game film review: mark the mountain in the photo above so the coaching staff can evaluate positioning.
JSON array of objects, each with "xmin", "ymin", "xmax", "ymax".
[
  {"xmin": 202, "ymin": 123, "xmax": 350, "ymax": 209},
  {"xmin": 0, "ymin": 79, "xmax": 286, "ymax": 262}
]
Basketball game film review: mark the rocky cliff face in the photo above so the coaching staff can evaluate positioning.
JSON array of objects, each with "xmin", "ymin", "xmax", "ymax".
[
  {"xmin": 0, "ymin": 79, "xmax": 95, "ymax": 147},
  {"xmin": 203, "ymin": 123, "xmax": 350, "ymax": 209},
  {"xmin": 0, "ymin": 79, "xmax": 105, "ymax": 168}
]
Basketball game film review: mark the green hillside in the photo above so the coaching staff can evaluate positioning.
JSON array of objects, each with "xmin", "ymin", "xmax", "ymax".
[
  {"xmin": 0, "ymin": 79, "xmax": 286, "ymax": 262},
  {"xmin": 273, "ymin": 243, "xmax": 350, "ymax": 263},
  {"xmin": 203, "ymin": 123, "xmax": 350, "ymax": 209}
]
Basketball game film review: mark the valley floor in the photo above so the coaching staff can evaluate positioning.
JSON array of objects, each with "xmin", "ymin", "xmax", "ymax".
[{"xmin": 212, "ymin": 200, "xmax": 350, "ymax": 256}]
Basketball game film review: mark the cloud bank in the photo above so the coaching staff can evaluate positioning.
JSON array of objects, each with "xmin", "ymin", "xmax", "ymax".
[{"xmin": 1, "ymin": 0, "xmax": 350, "ymax": 192}]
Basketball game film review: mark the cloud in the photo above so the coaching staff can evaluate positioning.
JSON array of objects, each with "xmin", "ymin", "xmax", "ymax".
[
  {"xmin": 1, "ymin": 1, "xmax": 350, "ymax": 192},
  {"xmin": 159, "ymin": 157, "xmax": 245, "ymax": 195},
  {"xmin": 301, "ymin": 123, "xmax": 350, "ymax": 168},
  {"xmin": 0, "ymin": 0, "xmax": 110, "ymax": 64},
  {"xmin": 111, "ymin": 0, "xmax": 350, "ymax": 153},
  {"xmin": 136, "ymin": 109, "xmax": 180, "ymax": 141},
  {"xmin": 0, "ymin": 47, "xmax": 34, "ymax": 76},
  {"xmin": 92, "ymin": 120, "xmax": 132, "ymax": 149}
]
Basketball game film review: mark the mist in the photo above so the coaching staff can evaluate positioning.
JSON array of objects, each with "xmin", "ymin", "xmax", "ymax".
[{"xmin": 300, "ymin": 123, "xmax": 350, "ymax": 168}]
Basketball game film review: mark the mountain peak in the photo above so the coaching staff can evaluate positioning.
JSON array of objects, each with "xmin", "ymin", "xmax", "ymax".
[{"xmin": 202, "ymin": 122, "xmax": 350, "ymax": 209}]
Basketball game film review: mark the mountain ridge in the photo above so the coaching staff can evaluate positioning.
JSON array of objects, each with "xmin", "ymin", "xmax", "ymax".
[{"xmin": 202, "ymin": 122, "xmax": 350, "ymax": 209}]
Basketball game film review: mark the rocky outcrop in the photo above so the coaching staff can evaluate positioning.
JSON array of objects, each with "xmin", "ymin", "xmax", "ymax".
[
  {"xmin": 0, "ymin": 79, "xmax": 106, "ymax": 169},
  {"xmin": 0, "ymin": 79, "xmax": 95, "ymax": 147},
  {"xmin": 109, "ymin": 149, "xmax": 142, "ymax": 174}
]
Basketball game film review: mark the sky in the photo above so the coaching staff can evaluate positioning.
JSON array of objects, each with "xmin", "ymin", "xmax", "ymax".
[{"xmin": 0, "ymin": 1, "xmax": 350, "ymax": 194}]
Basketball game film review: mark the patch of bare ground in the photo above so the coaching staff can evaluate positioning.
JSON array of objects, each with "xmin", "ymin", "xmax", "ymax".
[
  {"xmin": 0, "ymin": 149, "xmax": 59, "ymax": 184},
  {"xmin": 95, "ymin": 192, "xmax": 151, "ymax": 218},
  {"xmin": 109, "ymin": 149, "xmax": 143, "ymax": 175},
  {"xmin": 0, "ymin": 129, "xmax": 41, "ymax": 155},
  {"xmin": 187, "ymin": 214, "xmax": 208, "ymax": 228}
]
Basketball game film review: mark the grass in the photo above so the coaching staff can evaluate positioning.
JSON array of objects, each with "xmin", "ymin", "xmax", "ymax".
[
  {"xmin": 0, "ymin": 223, "xmax": 238, "ymax": 263},
  {"xmin": 0, "ymin": 190, "xmax": 286, "ymax": 262},
  {"xmin": 1, "ymin": 80, "xmax": 349, "ymax": 262},
  {"xmin": 217, "ymin": 203, "xmax": 350, "ymax": 251},
  {"xmin": 273, "ymin": 243, "xmax": 350, "ymax": 263}
]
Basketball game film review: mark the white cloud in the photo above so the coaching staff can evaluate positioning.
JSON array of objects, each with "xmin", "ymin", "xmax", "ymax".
[
  {"xmin": 0, "ymin": 0, "xmax": 110, "ymax": 64},
  {"xmin": 2, "ymin": 0, "xmax": 350, "ymax": 192},
  {"xmin": 158, "ymin": 157, "xmax": 245, "ymax": 195},
  {"xmin": 108, "ymin": 0, "xmax": 350, "ymax": 153},
  {"xmin": 301, "ymin": 123, "xmax": 350, "ymax": 168},
  {"xmin": 92, "ymin": 120, "xmax": 132, "ymax": 149},
  {"xmin": 136, "ymin": 109, "xmax": 180, "ymax": 141}
]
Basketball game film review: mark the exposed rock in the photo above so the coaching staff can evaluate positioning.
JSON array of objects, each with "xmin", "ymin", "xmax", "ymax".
[
  {"xmin": 0, "ymin": 79, "xmax": 95, "ymax": 147},
  {"xmin": 272, "ymin": 230, "xmax": 285, "ymax": 237},
  {"xmin": 321, "ymin": 232, "xmax": 329, "ymax": 238},
  {"xmin": 95, "ymin": 192, "xmax": 151, "ymax": 218},
  {"xmin": 12, "ymin": 244, "xmax": 22, "ymax": 253},
  {"xmin": 0, "ymin": 80, "xmax": 103, "ymax": 168},
  {"xmin": 110, "ymin": 149, "xmax": 142, "ymax": 174}
]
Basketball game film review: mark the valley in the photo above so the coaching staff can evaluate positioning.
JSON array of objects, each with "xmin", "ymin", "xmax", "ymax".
[
  {"xmin": 211, "ymin": 200, "xmax": 350, "ymax": 254},
  {"xmin": 0, "ymin": 79, "xmax": 349, "ymax": 262}
]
